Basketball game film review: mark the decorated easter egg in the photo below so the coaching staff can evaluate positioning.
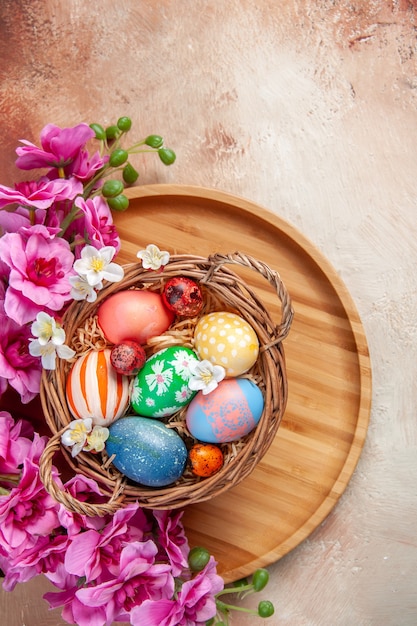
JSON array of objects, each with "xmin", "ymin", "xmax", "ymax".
[
  {"xmin": 162, "ymin": 276, "xmax": 203, "ymax": 317},
  {"xmin": 131, "ymin": 346, "xmax": 199, "ymax": 417},
  {"xmin": 186, "ymin": 378, "xmax": 264, "ymax": 443},
  {"xmin": 194, "ymin": 312, "xmax": 259, "ymax": 376},
  {"xmin": 66, "ymin": 348, "xmax": 130, "ymax": 426},
  {"xmin": 106, "ymin": 416, "xmax": 187, "ymax": 486},
  {"xmin": 189, "ymin": 443, "xmax": 224, "ymax": 477},
  {"xmin": 110, "ymin": 340, "xmax": 146, "ymax": 376},
  {"xmin": 97, "ymin": 290, "xmax": 175, "ymax": 344}
]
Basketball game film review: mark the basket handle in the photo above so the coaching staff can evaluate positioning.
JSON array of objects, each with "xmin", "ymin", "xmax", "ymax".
[
  {"xmin": 201, "ymin": 251, "xmax": 294, "ymax": 345},
  {"xmin": 39, "ymin": 428, "xmax": 126, "ymax": 517}
]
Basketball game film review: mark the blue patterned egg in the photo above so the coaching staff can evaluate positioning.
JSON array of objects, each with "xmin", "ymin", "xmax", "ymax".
[
  {"xmin": 130, "ymin": 346, "xmax": 199, "ymax": 417},
  {"xmin": 186, "ymin": 378, "xmax": 264, "ymax": 443},
  {"xmin": 106, "ymin": 416, "xmax": 187, "ymax": 487}
]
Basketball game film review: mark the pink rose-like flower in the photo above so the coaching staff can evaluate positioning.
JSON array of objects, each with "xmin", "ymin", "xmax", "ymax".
[
  {"xmin": 131, "ymin": 556, "xmax": 224, "ymax": 626},
  {"xmin": 0, "ymin": 454, "xmax": 61, "ymax": 555},
  {"xmin": 0, "ymin": 177, "xmax": 83, "ymax": 211},
  {"xmin": 15, "ymin": 123, "xmax": 95, "ymax": 171},
  {"xmin": 0, "ymin": 224, "xmax": 75, "ymax": 325},
  {"xmin": 63, "ymin": 149, "xmax": 108, "ymax": 182},
  {"xmin": 73, "ymin": 540, "xmax": 174, "ymax": 626},
  {"xmin": 2, "ymin": 531, "xmax": 70, "ymax": 592},
  {"xmin": 0, "ymin": 413, "xmax": 34, "ymax": 475},
  {"xmin": 0, "ymin": 307, "xmax": 42, "ymax": 403},
  {"xmin": 70, "ymin": 196, "xmax": 121, "ymax": 257},
  {"xmin": 64, "ymin": 504, "xmax": 149, "ymax": 581},
  {"xmin": 153, "ymin": 509, "xmax": 189, "ymax": 577}
]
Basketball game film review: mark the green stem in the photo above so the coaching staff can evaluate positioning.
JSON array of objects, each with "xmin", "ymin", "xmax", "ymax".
[
  {"xmin": 58, "ymin": 203, "xmax": 83, "ymax": 237},
  {"xmin": 216, "ymin": 583, "xmax": 253, "ymax": 597}
]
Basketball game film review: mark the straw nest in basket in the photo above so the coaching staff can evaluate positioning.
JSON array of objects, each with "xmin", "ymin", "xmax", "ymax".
[{"xmin": 39, "ymin": 252, "xmax": 293, "ymax": 515}]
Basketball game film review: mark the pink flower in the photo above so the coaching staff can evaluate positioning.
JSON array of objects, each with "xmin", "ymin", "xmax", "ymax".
[
  {"xmin": 153, "ymin": 509, "xmax": 189, "ymax": 576},
  {"xmin": 72, "ymin": 540, "xmax": 174, "ymax": 626},
  {"xmin": 15, "ymin": 123, "xmax": 95, "ymax": 171},
  {"xmin": 0, "ymin": 177, "xmax": 83, "ymax": 211},
  {"xmin": 0, "ymin": 413, "xmax": 34, "ymax": 475},
  {"xmin": 64, "ymin": 504, "xmax": 149, "ymax": 581},
  {"xmin": 0, "ymin": 452, "xmax": 61, "ymax": 554},
  {"xmin": 0, "ymin": 305, "xmax": 42, "ymax": 403},
  {"xmin": 2, "ymin": 532, "xmax": 69, "ymax": 591},
  {"xmin": 0, "ymin": 224, "xmax": 75, "ymax": 325},
  {"xmin": 64, "ymin": 149, "xmax": 108, "ymax": 181},
  {"xmin": 131, "ymin": 556, "xmax": 224, "ymax": 626},
  {"xmin": 57, "ymin": 475, "xmax": 111, "ymax": 536},
  {"xmin": 70, "ymin": 196, "xmax": 121, "ymax": 257}
]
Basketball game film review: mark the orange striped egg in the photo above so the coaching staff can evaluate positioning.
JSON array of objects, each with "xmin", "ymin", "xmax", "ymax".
[{"xmin": 66, "ymin": 349, "xmax": 130, "ymax": 426}]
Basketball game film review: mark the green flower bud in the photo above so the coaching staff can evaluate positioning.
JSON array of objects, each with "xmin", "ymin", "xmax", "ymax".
[
  {"xmin": 89, "ymin": 123, "xmax": 106, "ymax": 140},
  {"xmin": 188, "ymin": 546, "xmax": 210, "ymax": 572},
  {"xmin": 117, "ymin": 116, "xmax": 132, "ymax": 132},
  {"xmin": 252, "ymin": 568, "xmax": 269, "ymax": 592},
  {"xmin": 122, "ymin": 162, "xmax": 139, "ymax": 184},
  {"xmin": 258, "ymin": 600, "xmax": 274, "ymax": 618},
  {"xmin": 158, "ymin": 147, "xmax": 176, "ymax": 165},
  {"xmin": 109, "ymin": 149, "xmax": 129, "ymax": 167},
  {"xmin": 101, "ymin": 180, "xmax": 124, "ymax": 198},
  {"xmin": 105, "ymin": 125, "xmax": 120, "ymax": 140},
  {"xmin": 107, "ymin": 194, "xmax": 129, "ymax": 211},
  {"xmin": 145, "ymin": 134, "xmax": 163, "ymax": 148}
]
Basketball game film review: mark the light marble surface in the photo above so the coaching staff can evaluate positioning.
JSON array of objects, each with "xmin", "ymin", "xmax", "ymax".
[{"xmin": 1, "ymin": 1, "xmax": 416, "ymax": 625}]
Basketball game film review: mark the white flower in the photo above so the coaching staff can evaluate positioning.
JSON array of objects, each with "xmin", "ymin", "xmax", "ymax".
[
  {"xmin": 137, "ymin": 244, "xmax": 170, "ymax": 270},
  {"xmin": 84, "ymin": 425, "xmax": 109, "ymax": 453},
  {"xmin": 145, "ymin": 359, "xmax": 173, "ymax": 396},
  {"xmin": 61, "ymin": 418, "xmax": 93, "ymax": 457},
  {"xmin": 31, "ymin": 312, "xmax": 66, "ymax": 346},
  {"xmin": 29, "ymin": 338, "xmax": 76, "ymax": 370},
  {"xmin": 73, "ymin": 245, "xmax": 124, "ymax": 287},
  {"xmin": 188, "ymin": 359, "xmax": 226, "ymax": 395},
  {"xmin": 69, "ymin": 274, "xmax": 102, "ymax": 302}
]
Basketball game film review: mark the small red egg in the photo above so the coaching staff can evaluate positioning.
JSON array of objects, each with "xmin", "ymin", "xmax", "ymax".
[
  {"xmin": 162, "ymin": 276, "xmax": 203, "ymax": 317},
  {"xmin": 97, "ymin": 290, "xmax": 175, "ymax": 344},
  {"xmin": 110, "ymin": 341, "xmax": 146, "ymax": 376},
  {"xmin": 188, "ymin": 443, "xmax": 224, "ymax": 477}
]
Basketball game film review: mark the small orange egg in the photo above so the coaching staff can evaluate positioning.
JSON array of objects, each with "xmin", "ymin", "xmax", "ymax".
[{"xmin": 188, "ymin": 443, "xmax": 224, "ymax": 478}]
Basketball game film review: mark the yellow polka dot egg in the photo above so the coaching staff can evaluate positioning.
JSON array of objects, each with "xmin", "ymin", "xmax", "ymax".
[{"xmin": 193, "ymin": 311, "xmax": 259, "ymax": 376}]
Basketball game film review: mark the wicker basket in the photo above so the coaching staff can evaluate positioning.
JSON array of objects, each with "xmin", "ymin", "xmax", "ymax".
[{"xmin": 39, "ymin": 252, "xmax": 293, "ymax": 515}]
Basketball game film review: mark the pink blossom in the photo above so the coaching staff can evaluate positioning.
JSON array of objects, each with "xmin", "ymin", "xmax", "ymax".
[
  {"xmin": 0, "ymin": 177, "xmax": 83, "ymax": 211},
  {"xmin": 64, "ymin": 504, "xmax": 149, "ymax": 581},
  {"xmin": 15, "ymin": 123, "xmax": 95, "ymax": 171},
  {"xmin": 70, "ymin": 196, "xmax": 121, "ymax": 257},
  {"xmin": 0, "ymin": 224, "xmax": 75, "ymax": 325},
  {"xmin": 61, "ymin": 540, "xmax": 173, "ymax": 626},
  {"xmin": 0, "ymin": 413, "xmax": 34, "ymax": 475},
  {"xmin": 2, "ymin": 531, "xmax": 69, "ymax": 591},
  {"xmin": 0, "ymin": 453, "xmax": 61, "ymax": 554},
  {"xmin": 153, "ymin": 509, "xmax": 189, "ymax": 576},
  {"xmin": 131, "ymin": 556, "xmax": 224, "ymax": 626},
  {"xmin": 57, "ymin": 474, "xmax": 111, "ymax": 536},
  {"xmin": 0, "ymin": 305, "xmax": 42, "ymax": 402},
  {"xmin": 64, "ymin": 149, "xmax": 108, "ymax": 181}
]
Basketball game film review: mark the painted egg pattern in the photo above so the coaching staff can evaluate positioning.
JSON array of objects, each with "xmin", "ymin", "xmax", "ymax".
[
  {"xmin": 106, "ymin": 416, "xmax": 188, "ymax": 487},
  {"xmin": 131, "ymin": 346, "xmax": 200, "ymax": 417},
  {"xmin": 186, "ymin": 378, "xmax": 264, "ymax": 443},
  {"xmin": 194, "ymin": 312, "xmax": 259, "ymax": 377},
  {"xmin": 66, "ymin": 348, "xmax": 130, "ymax": 426},
  {"xmin": 110, "ymin": 340, "xmax": 146, "ymax": 376},
  {"xmin": 189, "ymin": 443, "xmax": 224, "ymax": 477},
  {"xmin": 162, "ymin": 276, "xmax": 203, "ymax": 317}
]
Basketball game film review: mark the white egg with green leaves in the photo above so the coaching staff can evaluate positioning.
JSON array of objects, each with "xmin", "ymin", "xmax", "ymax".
[{"xmin": 130, "ymin": 346, "xmax": 199, "ymax": 417}]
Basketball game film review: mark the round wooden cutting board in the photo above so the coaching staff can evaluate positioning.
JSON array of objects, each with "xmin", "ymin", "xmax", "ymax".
[{"xmin": 114, "ymin": 184, "xmax": 371, "ymax": 584}]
